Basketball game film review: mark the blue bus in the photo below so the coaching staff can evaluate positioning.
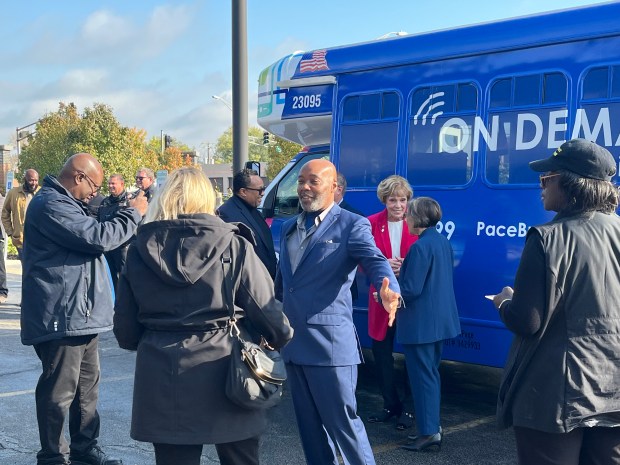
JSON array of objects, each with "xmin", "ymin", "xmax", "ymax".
[{"xmin": 257, "ymin": 2, "xmax": 620, "ymax": 367}]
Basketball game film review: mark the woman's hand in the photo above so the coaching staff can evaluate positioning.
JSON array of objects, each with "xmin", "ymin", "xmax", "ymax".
[{"xmin": 388, "ymin": 257, "xmax": 403, "ymax": 277}]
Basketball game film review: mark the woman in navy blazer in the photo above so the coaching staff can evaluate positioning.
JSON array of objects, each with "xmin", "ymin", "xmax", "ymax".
[{"xmin": 397, "ymin": 197, "xmax": 461, "ymax": 452}]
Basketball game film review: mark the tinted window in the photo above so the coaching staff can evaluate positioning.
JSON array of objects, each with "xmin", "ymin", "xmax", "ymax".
[
  {"xmin": 339, "ymin": 122, "xmax": 398, "ymax": 187},
  {"xmin": 490, "ymin": 79, "xmax": 511, "ymax": 108},
  {"xmin": 411, "ymin": 88, "xmax": 431, "ymax": 116},
  {"xmin": 382, "ymin": 92, "xmax": 400, "ymax": 118},
  {"xmin": 514, "ymin": 75, "xmax": 540, "ymax": 106},
  {"xmin": 543, "ymin": 73, "xmax": 568, "ymax": 104},
  {"xmin": 612, "ymin": 66, "xmax": 620, "ymax": 98},
  {"xmin": 343, "ymin": 96, "xmax": 360, "ymax": 121},
  {"xmin": 360, "ymin": 93, "xmax": 381, "ymax": 120},
  {"xmin": 583, "ymin": 67, "xmax": 608, "ymax": 100},
  {"xmin": 407, "ymin": 82, "xmax": 477, "ymax": 186},
  {"xmin": 458, "ymin": 83, "xmax": 478, "ymax": 111}
]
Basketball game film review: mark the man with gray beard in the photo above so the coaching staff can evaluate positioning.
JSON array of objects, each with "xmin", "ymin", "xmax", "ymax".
[{"xmin": 275, "ymin": 159, "xmax": 402, "ymax": 465}]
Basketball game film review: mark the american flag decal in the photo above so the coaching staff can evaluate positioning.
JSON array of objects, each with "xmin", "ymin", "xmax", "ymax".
[{"xmin": 299, "ymin": 50, "xmax": 329, "ymax": 73}]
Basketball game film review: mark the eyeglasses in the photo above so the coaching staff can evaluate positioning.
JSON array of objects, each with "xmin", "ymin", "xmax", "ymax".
[
  {"xmin": 135, "ymin": 176, "xmax": 147, "ymax": 181},
  {"xmin": 244, "ymin": 187, "xmax": 266, "ymax": 194},
  {"xmin": 76, "ymin": 171, "xmax": 101, "ymax": 195},
  {"xmin": 539, "ymin": 173, "xmax": 560, "ymax": 188}
]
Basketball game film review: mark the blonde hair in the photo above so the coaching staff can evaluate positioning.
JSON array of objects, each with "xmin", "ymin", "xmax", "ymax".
[
  {"xmin": 376, "ymin": 175, "xmax": 413, "ymax": 204},
  {"xmin": 144, "ymin": 166, "xmax": 215, "ymax": 223}
]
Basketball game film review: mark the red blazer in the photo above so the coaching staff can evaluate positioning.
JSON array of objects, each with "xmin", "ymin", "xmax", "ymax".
[{"xmin": 367, "ymin": 209, "xmax": 418, "ymax": 341}]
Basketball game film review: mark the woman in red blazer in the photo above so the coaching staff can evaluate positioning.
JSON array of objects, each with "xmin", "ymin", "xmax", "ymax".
[{"xmin": 367, "ymin": 175, "xmax": 418, "ymax": 430}]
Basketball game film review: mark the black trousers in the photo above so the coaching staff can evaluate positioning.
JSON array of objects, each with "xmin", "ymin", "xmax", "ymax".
[
  {"xmin": 33, "ymin": 335, "xmax": 100, "ymax": 465},
  {"xmin": 371, "ymin": 324, "xmax": 412, "ymax": 413},
  {"xmin": 514, "ymin": 426, "xmax": 620, "ymax": 465},
  {"xmin": 153, "ymin": 436, "xmax": 260, "ymax": 465}
]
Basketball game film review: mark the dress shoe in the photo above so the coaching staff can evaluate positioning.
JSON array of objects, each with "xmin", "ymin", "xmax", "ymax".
[
  {"xmin": 368, "ymin": 407, "xmax": 400, "ymax": 423},
  {"xmin": 408, "ymin": 425, "xmax": 442, "ymax": 441},
  {"xmin": 401, "ymin": 432, "xmax": 442, "ymax": 452},
  {"xmin": 395, "ymin": 411, "xmax": 414, "ymax": 430},
  {"xmin": 69, "ymin": 445, "xmax": 123, "ymax": 465}
]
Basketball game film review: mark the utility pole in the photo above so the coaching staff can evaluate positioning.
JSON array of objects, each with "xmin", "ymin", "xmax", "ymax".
[{"xmin": 232, "ymin": 0, "xmax": 248, "ymax": 174}]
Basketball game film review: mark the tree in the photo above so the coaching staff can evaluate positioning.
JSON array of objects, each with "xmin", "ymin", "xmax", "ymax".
[
  {"xmin": 265, "ymin": 136, "xmax": 303, "ymax": 179},
  {"xmin": 214, "ymin": 126, "xmax": 274, "ymax": 164},
  {"xmin": 18, "ymin": 103, "xmax": 160, "ymax": 194},
  {"xmin": 213, "ymin": 126, "xmax": 302, "ymax": 178}
]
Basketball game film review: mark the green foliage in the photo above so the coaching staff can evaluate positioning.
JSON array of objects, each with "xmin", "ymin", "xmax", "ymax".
[
  {"xmin": 18, "ymin": 102, "xmax": 163, "ymax": 195},
  {"xmin": 214, "ymin": 126, "xmax": 302, "ymax": 179},
  {"xmin": 265, "ymin": 136, "xmax": 303, "ymax": 179}
]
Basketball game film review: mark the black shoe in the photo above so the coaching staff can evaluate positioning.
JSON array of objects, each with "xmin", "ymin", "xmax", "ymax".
[
  {"xmin": 69, "ymin": 445, "xmax": 123, "ymax": 465},
  {"xmin": 368, "ymin": 408, "xmax": 400, "ymax": 423},
  {"xmin": 408, "ymin": 425, "xmax": 442, "ymax": 441},
  {"xmin": 401, "ymin": 432, "xmax": 442, "ymax": 452},
  {"xmin": 395, "ymin": 411, "xmax": 414, "ymax": 430}
]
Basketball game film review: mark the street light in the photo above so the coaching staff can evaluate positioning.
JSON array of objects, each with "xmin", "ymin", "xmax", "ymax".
[
  {"xmin": 211, "ymin": 95, "xmax": 233, "ymax": 111},
  {"xmin": 16, "ymin": 120, "xmax": 39, "ymax": 155}
]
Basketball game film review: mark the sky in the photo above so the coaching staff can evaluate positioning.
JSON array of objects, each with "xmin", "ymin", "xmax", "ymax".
[{"xmin": 0, "ymin": 0, "xmax": 607, "ymax": 158}]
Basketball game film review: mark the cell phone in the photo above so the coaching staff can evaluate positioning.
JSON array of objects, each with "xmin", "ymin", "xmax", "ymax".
[{"xmin": 127, "ymin": 190, "xmax": 140, "ymax": 200}]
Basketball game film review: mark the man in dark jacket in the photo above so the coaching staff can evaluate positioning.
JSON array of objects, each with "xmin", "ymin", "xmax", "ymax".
[
  {"xmin": 98, "ymin": 174, "xmax": 130, "ymax": 290},
  {"xmin": 135, "ymin": 167, "xmax": 156, "ymax": 203},
  {"xmin": 217, "ymin": 168, "xmax": 277, "ymax": 278},
  {"xmin": 21, "ymin": 153, "xmax": 148, "ymax": 465}
]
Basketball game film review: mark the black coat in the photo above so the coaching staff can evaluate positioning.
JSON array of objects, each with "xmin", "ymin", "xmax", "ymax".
[
  {"xmin": 114, "ymin": 213, "xmax": 293, "ymax": 444},
  {"xmin": 218, "ymin": 195, "xmax": 277, "ymax": 278}
]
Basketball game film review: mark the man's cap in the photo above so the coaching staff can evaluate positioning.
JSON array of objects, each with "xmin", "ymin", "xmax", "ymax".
[{"xmin": 529, "ymin": 139, "xmax": 617, "ymax": 181}]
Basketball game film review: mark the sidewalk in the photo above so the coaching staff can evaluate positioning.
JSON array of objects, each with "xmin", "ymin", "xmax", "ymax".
[{"xmin": 0, "ymin": 259, "xmax": 22, "ymax": 330}]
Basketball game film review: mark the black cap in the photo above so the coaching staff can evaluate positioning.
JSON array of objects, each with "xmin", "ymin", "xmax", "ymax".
[{"xmin": 529, "ymin": 139, "xmax": 617, "ymax": 181}]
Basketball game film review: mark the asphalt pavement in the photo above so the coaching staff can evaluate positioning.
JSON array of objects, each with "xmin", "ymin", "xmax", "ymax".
[{"xmin": 0, "ymin": 260, "xmax": 518, "ymax": 465}]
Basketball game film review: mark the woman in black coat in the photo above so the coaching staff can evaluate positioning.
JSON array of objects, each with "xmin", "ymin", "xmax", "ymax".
[{"xmin": 113, "ymin": 166, "xmax": 293, "ymax": 465}]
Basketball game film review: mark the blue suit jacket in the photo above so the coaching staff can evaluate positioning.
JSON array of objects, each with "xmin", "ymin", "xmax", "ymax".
[
  {"xmin": 396, "ymin": 227, "xmax": 461, "ymax": 345},
  {"xmin": 275, "ymin": 204, "xmax": 399, "ymax": 366}
]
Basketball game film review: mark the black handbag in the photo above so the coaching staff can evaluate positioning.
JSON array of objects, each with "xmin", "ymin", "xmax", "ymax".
[{"xmin": 221, "ymin": 246, "xmax": 286, "ymax": 410}]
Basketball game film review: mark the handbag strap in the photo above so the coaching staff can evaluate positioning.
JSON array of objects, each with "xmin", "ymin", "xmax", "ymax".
[{"xmin": 221, "ymin": 244, "xmax": 242, "ymax": 338}]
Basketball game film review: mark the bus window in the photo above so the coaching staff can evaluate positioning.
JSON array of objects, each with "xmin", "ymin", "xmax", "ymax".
[
  {"xmin": 343, "ymin": 96, "xmax": 360, "ymax": 122},
  {"xmin": 583, "ymin": 67, "xmax": 608, "ymax": 100},
  {"xmin": 486, "ymin": 72, "xmax": 568, "ymax": 185},
  {"xmin": 613, "ymin": 66, "xmax": 620, "ymax": 98},
  {"xmin": 339, "ymin": 92, "xmax": 400, "ymax": 187},
  {"xmin": 407, "ymin": 83, "xmax": 477, "ymax": 185},
  {"xmin": 515, "ymin": 75, "xmax": 540, "ymax": 106},
  {"xmin": 544, "ymin": 73, "xmax": 568, "ymax": 104},
  {"xmin": 360, "ymin": 93, "xmax": 381, "ymax": 120},
  {"xmin": 578, "ymin": 64, "xmax": 620, "ymax": 165},
  {"xmin": 490, "ymin": 79, "xmax": 511, "ymax": 108}
]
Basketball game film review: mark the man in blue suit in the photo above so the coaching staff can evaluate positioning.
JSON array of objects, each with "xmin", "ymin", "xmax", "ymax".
[{"xmin": 275, "ymin": 159, "xmax": 401, "ymax": 465}]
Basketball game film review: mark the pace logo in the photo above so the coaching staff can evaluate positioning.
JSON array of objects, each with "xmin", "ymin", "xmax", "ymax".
[{"xmin": 413, "ymin": 92, "xmax": 445, "ymax": 125}]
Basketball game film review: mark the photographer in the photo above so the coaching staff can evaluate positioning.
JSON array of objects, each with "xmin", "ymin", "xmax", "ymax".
[{"xmin": 99, "ymin": 174, "xmax": 131, "ymax": 290}]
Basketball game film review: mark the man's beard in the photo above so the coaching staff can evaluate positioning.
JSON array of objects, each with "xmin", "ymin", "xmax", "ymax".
[
  {"xmin": 301, "ymin": 192, "xmax": 327, "ymax": 212},
  {"xmin": 23, "ymin": 183, "xmax": 35, "ymax": 193}
]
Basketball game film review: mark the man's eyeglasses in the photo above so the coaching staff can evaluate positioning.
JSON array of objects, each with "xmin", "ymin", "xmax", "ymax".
[
  {"xmin": 135, "ymin": 176, "xmax": 147, "ymax": 181},
  {"xmin": 244, "ymin": 187, "xmax": 266, "ymax": 194},
  {"xmin": 76, "ymin": 171, "xmax": 101, "ymax": 195},
  {"xmin": 539, "ymin": 173, "xmax": 560, "ymax": 188}
]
